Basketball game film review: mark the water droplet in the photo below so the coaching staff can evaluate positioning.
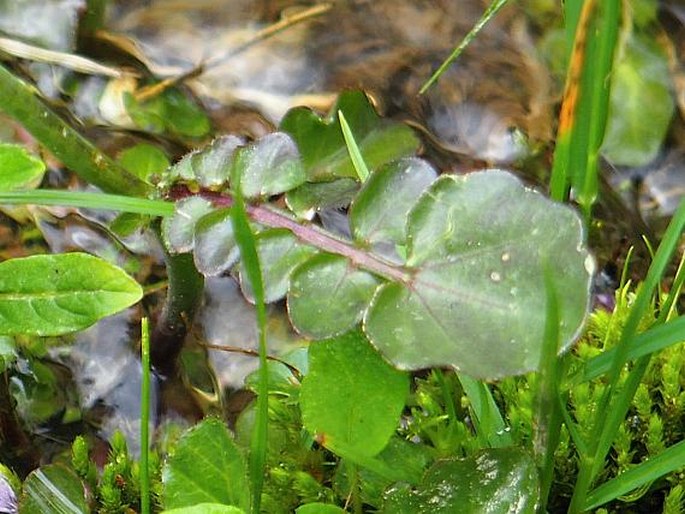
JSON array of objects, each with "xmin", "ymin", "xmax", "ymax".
[
  {"xmin": 509, "ymin": 287, "xmax": 518, "ymax": 296},
  {"xmin": 501, "ymin": 252, "xmax": 510, "ymax": 262},
  {"xmin": 490, "ymin": 271, "xmax": 501, "ymax": 282},
  {"xmin": 584, "ymin": 254, "xmax": 596, "ymax": 275},
  {"xmin": 509, "ymin": 338, "xmax": 516, "ymax": 345}
]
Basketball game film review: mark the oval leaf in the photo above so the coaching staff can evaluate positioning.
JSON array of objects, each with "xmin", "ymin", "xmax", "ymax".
[
  {"xmin": 239, "ymin": 229, "xmax": 317, "ymax": 303},
  {"xmin": 365, "ymin": 170, "xmax": 592, "ymax": 379},
  {"xmin": 19, "ymin": 464, "xmax": 88, "ymax": 514},
  {"xmin": 160, "ymin": 136, "xmax": 242, "ymax": 189},
  {"xmin": 163, "ymin": 417, "xmax": 250, "ymax": 511},
  {"xmin": 300, "ymin": 330, "xmax": 409, "ymax": 457},
  {"xmin": 0, "ymin": 143, "xmax": 45, "ymax": 191},
  {"xmin": 602, "ymin": 35, "xmax": 675, "ymax": 167},
  {"xmin": 194, "ymin": 208, "xmax": 239, "ymax": 276},
  {"xmin": 350, "ymin": 157, "xmax": 438, "ymax": 246},
  {"xmin": 235, "ymin": 132, "xmax": 306, "ymax": 199},
  {"xmin": 0, "ymin": 253, "xmax": 142, "ymax": 336},
  {"xmin": 381, "ymin": 447, "xmax": 539, "ymax": 514},
  {"xmin": 288, "ymin": 254, "xmax": 379, "ymax": 339},
  {"xmin": 162, "ymin": 196, "xmax": 215, "ymax": 253}
]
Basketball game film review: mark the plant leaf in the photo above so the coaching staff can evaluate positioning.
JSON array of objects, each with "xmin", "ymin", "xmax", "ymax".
[
  {"xmin": 117, "ymin": 142, "xmax": 169, "ymax": 184},
  {"xmin": 0, "ymin": 143, "xmax": 45, "ymax": 191},
  {"xmin": 239, "ymin": 229, "xmax": 317, "ymax": 303},
  {"xmin": 162, "ymin": 196, "xmax": 215, "ymax": 253},
  {"xmin": 163, "ymin": 504, "xmax": 246, "ymax": 514},
  {"xmin": 162, "ymin": 417, "xmax": 250, "ymax": 512},
  {"xmin": 193, "ymin": 208, "xmax": 239, "ymax": 276},
  {"xmin": 280, "ymin": 90, "xmax": 419, "ymax": 181},
  {"xmin": 601, "ymin": 34, "xmax": 675, "ymax": 167},
  {"xmin": 19, "ymin": 464, "xmax": 88, "ymax": 514},
  {"xmin": 0, "ymin": 253, "xmax": 142, "ymax": 336},
  {"xmin": 235, "ymin": 132, "xmax": 306, "ymax": 199},
  {"xmin": 365, "ymin": 170, "xmax": 593, "ymax": 379},
  {"xmin": 350, "ymin": 157, "xmax": 438, "ymax": 247},
  {"xmin": 163, "ymin": 136, "xmax": 242, "ymax": 189},
  {"xmin": 300, "ymin": 330, "xmax": 409, "ymax": 457},
  {"xmin": 381, "ymin": 447, "xmax": 539, "ymax": 514},
  {"xmin": 296, "ymin": 504, "xmax": 346, "ymax": 514},
  {"xmin": 288, "ymin": 254, "xmax": 379, "ymax": 338},
  {"xmin": 285, "ymin": 178, "xmax": 359, "ymax": 218}
]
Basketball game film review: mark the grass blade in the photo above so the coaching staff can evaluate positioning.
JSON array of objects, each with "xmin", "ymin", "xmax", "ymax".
[
  {"xmin": 535, "ymin": 261, "xmax": 565, "ymax": 511},
  {"xmin": 0, "ymin": 64, "xmax": 149, "ymax": 196},
  {"xmin": 457, "ymin": 374, "xmax": 512, "ymax": 448},
  {"xmin": 339, "ymin": 110, "xmax": 370, "ymax": 182},
  {"xmin": 550, "ymin": 0, "xmax": 620, "ymax": 217},
  {"xmin": 140, "ymin": 317, "xmax": 151, "ymax": 514},
  {"xmin": 585, "ymin": 439, "xmax": 685, "ymax": 510},
  {"xmin": 230, "ymin": 171, "xmax": 268, "ymax": 514},
  {"xmin": 419, "ymin": 0, "xmax": 509, "ymax": 94},
  {"xmin": 570, "ymin": 199, "xmax": 685, "ymax": 510},
  {"xmin": 571, "ymin": 315, "xmax": 685, "ymax": 384},
  {"xmin": 0, "ymin": 190, "xmax": 174, "ymax": 217}
]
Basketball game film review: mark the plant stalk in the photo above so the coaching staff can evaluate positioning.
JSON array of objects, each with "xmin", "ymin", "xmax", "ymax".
[
  {"xmin": 170, "ymin": 186, "xmax": 411, "ymax": 284},
  {"xmin": 0, "ymin": 64, "xmax": 149, "ymax": 197}
]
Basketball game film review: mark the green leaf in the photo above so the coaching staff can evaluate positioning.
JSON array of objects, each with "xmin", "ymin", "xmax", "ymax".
[
  {"xmin": 125, "ymin": 88, "xmax": 210, "ymax": 138},
  {"xmin": 163, "ymin": 504, "xmax": 246, "ymax": 514},
  {"xmin": 602, "ymin": 34, "xmax": 675, "ymax": 167},
  {"xmin": 193, "ymin": 208, "xmax": 239, "ymax": 276},
  {"xmin": 285, "ymin": 178, "xmax": 359, "ymax": 218},
  {"xmin": 0, "ymin": 253, "xmax": 142, "ymax": 336},
  {"xmin": 585, "ymin": 439, "xmax": 685, "ymax": 510},
  {"xmin": 117, "ymin": 143, "xmax": 170, "ymax": 184},
  {"xmin": 300, "ymin": 331, "xmax": 409, "ymax": 457},
  {"xmin": 296, "ymin": 504, "xmax": 346, "ymax": 514},
  {"xmin": 381, "ymin": 447, "xmax": 539, "ymax": 514},
  {"xmin": 163, "ymin": 136, "xmax": 243, "ymax": 189},
  {"xmin": 0, "ymin": 143, "xmax": 45, "ymax": 191},
  {"xmin": 235, "ymin": 132, "xmax": 306, "ymax": 199},
  {"xmin": 280, "ymin": 90, "xmax": 419, "ymax": 181},
  {"xmin": 19, "ymin": 464, "xmax": 88, "ymax": 514},
  {"xmin": 350, "ymin": 158, "xmax": 438, "ymax": 247},
  {"xmin": 162, "ymin": 196, "xmax": 215, "ymax": 253},
  {"xmin": 162, "ymin": 417, "xmax": 250, "ymax": 512},
  {"xmin": 365, "ymin": 170, "xmax": 593, "ymax": 379},
  {"xmin": 239, "ymin": 229, "xmax": 317, "ymax": 303},
  {"xmin": 288, "ymin": 254, "xmax": 379, "ymax": 338},
  {"xmin": 0, "ymin": 336, "xmax": 16, "ymax": 373}
]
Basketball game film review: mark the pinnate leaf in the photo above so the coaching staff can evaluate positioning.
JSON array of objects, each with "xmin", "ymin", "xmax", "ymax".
[{"xmin": 0, "ymin": 253, "xmax": 142, "ymax": 336}]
